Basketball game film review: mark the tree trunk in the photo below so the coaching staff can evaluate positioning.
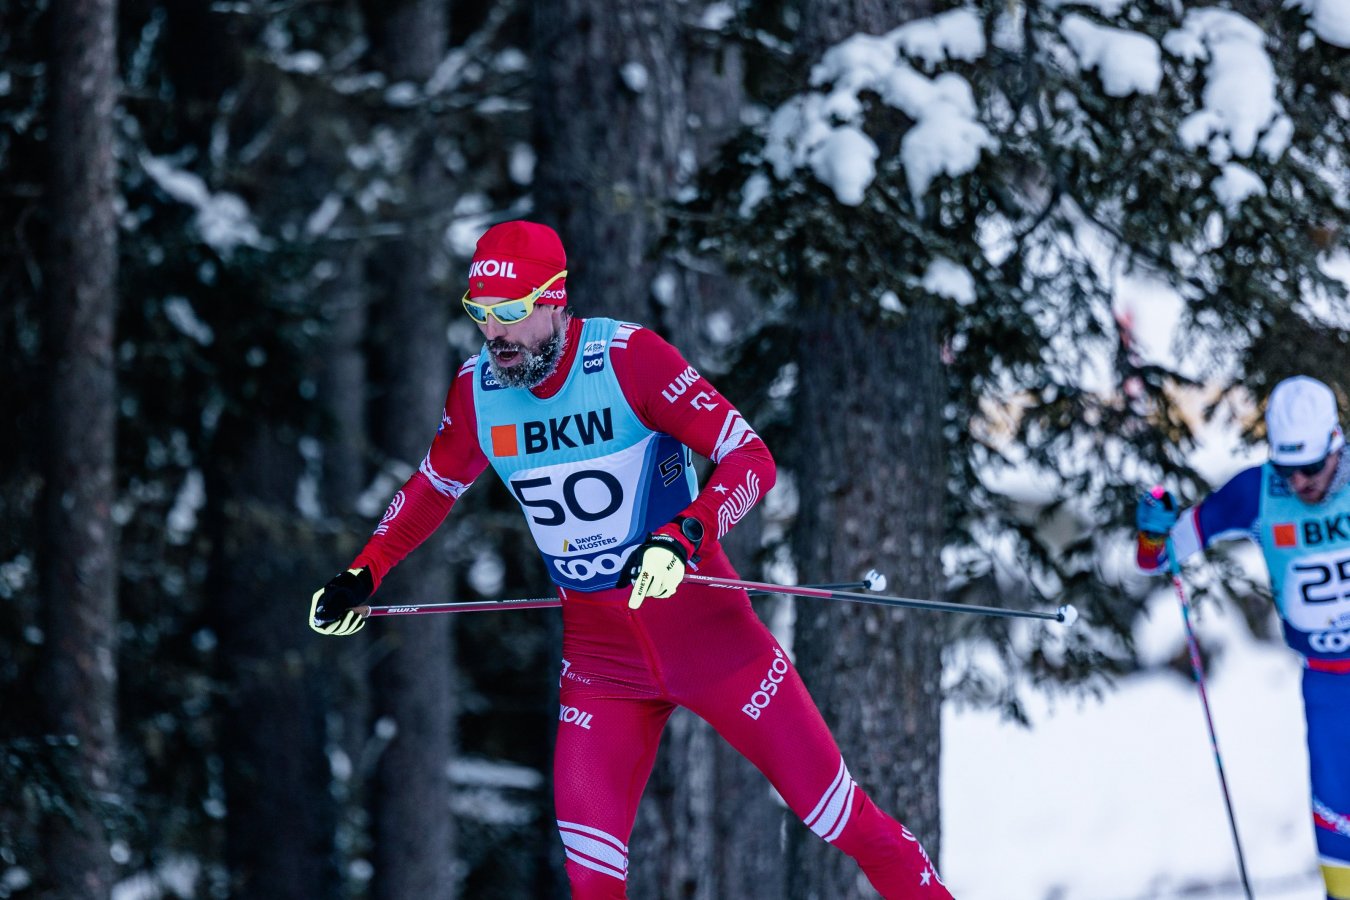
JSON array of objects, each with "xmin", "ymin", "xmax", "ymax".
[
  {"xmin": 532, "ymin": 0, "xmax": 687, "ymax": 322},
  {"xmin": 315, "ymin": 246, "xmax": 379, "ymax": 812},
  {"xmin": 788, "ymin": 298, "xmax": 946, "ymax": 898},
  {"xmin": 364, "ymin": 4, "xmax": 457, "ymax": 896},
  {"xmin": 367, "ymin": 247, "xmax": 456, "ymax": 900},
  {"xmin": 210, "ymin": 468, "xmax": 341, "ymax": 900},
  {"xmin": 318, "ymin": 251, "xmax": 372, "ymax": 518},
  {"xmin": 786, "ymin": 4, "xmax": 945, "ymax": 896},
  {"xmin": 39, "ymin": 0, "xmax": 120, "ymax": 894},
  {"xmin": 532, "ymin": 3, "xmax": 753, "ymax": 896}
]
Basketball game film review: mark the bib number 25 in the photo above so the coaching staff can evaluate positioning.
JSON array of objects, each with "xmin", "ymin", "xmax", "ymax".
[{"xmin": 1293, "ymin": 556, "xmax": 1350, "ymax": 606}]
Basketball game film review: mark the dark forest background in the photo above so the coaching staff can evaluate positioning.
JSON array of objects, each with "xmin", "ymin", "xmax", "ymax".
[{"xmin": 2, "ymin": 0, "xmax": 1347, "ymax": 897}]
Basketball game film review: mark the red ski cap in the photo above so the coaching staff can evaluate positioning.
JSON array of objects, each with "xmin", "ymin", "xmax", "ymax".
[{"xmin": 466, "ymin": 220, "xmax": 568, "ymax": 305}]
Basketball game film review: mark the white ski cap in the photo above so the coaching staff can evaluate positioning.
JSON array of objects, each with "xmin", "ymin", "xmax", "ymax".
[{"xmin": 1266, "ymin": 375, "xmax": 1344, "ymax": 465}]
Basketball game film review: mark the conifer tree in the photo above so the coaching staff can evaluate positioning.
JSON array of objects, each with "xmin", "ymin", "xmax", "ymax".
[{"xmin": 678, "ymin": 0, "xmax": 1350, "ymax": 713}]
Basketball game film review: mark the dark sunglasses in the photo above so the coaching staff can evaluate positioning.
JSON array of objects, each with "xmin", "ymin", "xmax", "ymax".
[{"xmin": 1272, "ymin": 456, "xmax": 1330, "ymax": 480}]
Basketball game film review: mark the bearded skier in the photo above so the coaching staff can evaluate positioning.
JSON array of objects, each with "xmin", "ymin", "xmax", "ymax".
[{"xmin": 309, "ymin": 220, "xmax": 952, "ymax": 898}]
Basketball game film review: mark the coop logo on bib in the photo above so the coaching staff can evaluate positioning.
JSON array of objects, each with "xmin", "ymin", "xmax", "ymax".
[
  {"xmin": 582, "ymin": 340, "xmax": 607, "ymax": 374},
  {"xmin": 1310, "ymin": 629, "xmax": 1350, "ymax": 653},
  {"xmin": 553, "ymin": 551, "xmax": 627, "ymax": 582}
]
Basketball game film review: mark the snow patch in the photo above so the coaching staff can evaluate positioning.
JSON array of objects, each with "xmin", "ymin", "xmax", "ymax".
[
  {"xmin": 809, "ymin": 126, "xmax": 878, "ymax": 206},
  {"xmin": 740, "ymin": 171, "xmax": 771, "ymax": 218},
  {"xmin": 111, "ymin": 857, "xmax": 200, "ymax": 900},
  {"xmin": 1060, "ymin": 14, "xmax": 1162, "ymax": 97},
  {"xmin": 163, "ymin": 296, "xmax": 215, "ymax": 345},
  {"xmin": 1045, "ymin": 0, "xmax": 1131, "ymax": 17},
  {"xmin": 305, "ymin": 194, "xmax": 343, "ymax": 237},
  {"xmin": 1165, "ymin": 9, "xmax": 1282, "ymax": 162},
  {"xmin": 944, "ymin": 608, "xmax": 1321, "ymax": 898},
  {"xmin": 891, "ymin": 7, "xmax": 986, "ymax": 68},
  {"xmin": 142, "ymin": 155, "xmax": 267, "ymax": 256},
  {"xmin": 449, "ymin": 757, "xmax": 545, "ymax": 827},
  {"xmin": 923, "ymin": 258, "xmax": 977, "ymax": 306},
  {"xmin": 166, "ymin": 469, "xmax": 205, "ymax": 544},
  {"xmin": 760, "ymin": 14, "xmax": 993, "ymax": 209},
  {"xmin": 1287, "ymin": 0, "xmax": 1350, "ymax": 47},
  {"xmin": 1212, "ymin": 162, "xmax": 1267, "ymax": 214},
  {"xmin": 620, "ymin": 61, "xmax": 649, "ymax": 93}
]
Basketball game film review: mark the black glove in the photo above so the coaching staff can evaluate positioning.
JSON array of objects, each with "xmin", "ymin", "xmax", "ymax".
[{"xmin": 309, "ymin": 567, "xmax": 374, "ymax": 636}]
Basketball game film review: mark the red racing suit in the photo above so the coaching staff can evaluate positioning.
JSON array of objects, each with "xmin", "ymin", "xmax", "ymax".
[{"xmin": 351, "ymin": 316, "xmax": 951, "ymax": 898}]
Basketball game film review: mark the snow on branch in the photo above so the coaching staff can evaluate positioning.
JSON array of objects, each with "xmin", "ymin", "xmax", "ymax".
[
  {"xmin": 141, "ymin": 155, "xmax": 269, "ymax": 257},
  {"xmin": 758, "ymin": 8, "xmax": 993, "ymax": 210}
]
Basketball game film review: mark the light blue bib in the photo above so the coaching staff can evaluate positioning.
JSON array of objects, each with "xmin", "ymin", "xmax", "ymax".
[
  {"xmin": 1256, "ymin": 464, "xmax": 1350, "ymax": 660},
  {"xmin": 473, "ymin": 318, "xmax": 698, "ymax": 592}
]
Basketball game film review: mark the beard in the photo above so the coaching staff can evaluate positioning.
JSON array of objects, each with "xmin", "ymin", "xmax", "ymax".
[{"xmin": 486, "ymin": 323, "xmax": 567, "ymax": 389}]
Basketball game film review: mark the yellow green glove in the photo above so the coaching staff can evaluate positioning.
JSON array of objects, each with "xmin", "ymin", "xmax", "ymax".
[
  {"xmin": 623, "ymin": 517, "xmax": 704, "ymax": 610},
  {"xmin": 626, "ymin": 537, "xmax": 687, "ymax": 610},
  {"xmin": 309, "ymin": 567, "xmax": 373, "ymax": 636}
]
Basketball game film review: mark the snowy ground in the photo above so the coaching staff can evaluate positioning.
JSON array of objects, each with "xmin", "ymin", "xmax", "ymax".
[{"xmin": 942, "ymin": 590, "xmax": 1324, "ymax": 900}]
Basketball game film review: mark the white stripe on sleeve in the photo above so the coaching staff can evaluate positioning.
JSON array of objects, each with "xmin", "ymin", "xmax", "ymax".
[
  {"xmin": 712, "ymin": 410, "xmax": 759, "ymax": 463},
  {"xmin": 419, "ymin": 456, "xmax": 470, "ymax": 499}
]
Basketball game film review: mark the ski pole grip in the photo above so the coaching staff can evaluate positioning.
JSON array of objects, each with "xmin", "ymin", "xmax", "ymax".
[
  {"xmin": 1149, "ymin": 485, "xmax": 1175, "ymax": 509},
  {"xmin": 1139, "ymin": 484, "xmax": 1178, "ymax": 539}
]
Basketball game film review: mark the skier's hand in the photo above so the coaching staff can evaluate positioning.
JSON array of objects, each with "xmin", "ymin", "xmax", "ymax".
[
  {"xmin": 622, "ymin": 519, "xmax": 703, "ymax": 610},
  {"xmin": 1135, "ymin": 487, "xmax": 1177, "ymax": 537},
  {"xmin": 309, "ymin": 567, "xmax": 373, "ymax": 636},
  {"xmin": 624, "ymin": 535, "xmax": 687, "ymax": 610}
]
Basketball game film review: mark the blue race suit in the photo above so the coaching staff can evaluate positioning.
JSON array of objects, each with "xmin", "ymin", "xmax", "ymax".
[{"xmin": 1142, "ymin": 460, "xmax": 1350, "ymax": 896}]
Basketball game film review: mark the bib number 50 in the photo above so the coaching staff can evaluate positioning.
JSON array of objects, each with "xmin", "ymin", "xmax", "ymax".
[{"xmin": 512, "ymin": 470, "xmax": 624, "ymax": 527}]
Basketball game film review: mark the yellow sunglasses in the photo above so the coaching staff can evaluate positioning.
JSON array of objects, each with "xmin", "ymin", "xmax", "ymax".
[{"xmin": 461, "ymin": 270, "xmax": 568, "ymax": 325}]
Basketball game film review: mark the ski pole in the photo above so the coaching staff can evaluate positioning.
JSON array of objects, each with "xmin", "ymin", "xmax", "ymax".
[
  {"xmin": 1163, "ymin": 536, "xmax": 1255, "ymax": 900},
  {"xmin": 361, "ymin": 575, "xmax": 1078, "ymax": 623},
  {"xmin": 358, "ymin": 578, "xmax": 878, "ymax": 619},
  {"xmin": 684, "ymin": 573, "xmax": 1078, "ymax": 624}
]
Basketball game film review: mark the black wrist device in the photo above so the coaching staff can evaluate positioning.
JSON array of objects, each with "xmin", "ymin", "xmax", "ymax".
[{"xmin": 676, "ymin": 516, "xmax": 704, "ymax": 554}]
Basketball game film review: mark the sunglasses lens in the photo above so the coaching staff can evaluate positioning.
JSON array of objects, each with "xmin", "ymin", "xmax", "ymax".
[
  {"xmin": 1275, "ymin": 457, "xmax": 1327, "ymax": 479},
  {"xmin": 462, "ymin": 299, "xmax": 530, "ymax": 324},
  {"xmin": 492, "ymin": 301, "xmax": 532, "ymax": 323}
]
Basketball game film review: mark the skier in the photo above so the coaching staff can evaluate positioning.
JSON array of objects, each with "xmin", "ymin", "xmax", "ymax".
[
  {"xmin": 309, "ymin": 220, "xmax": 952, "ymax": 898},
  {"xmin": 1136, "ymin": 375, "xmax": 1350, "ymax": 900}
]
